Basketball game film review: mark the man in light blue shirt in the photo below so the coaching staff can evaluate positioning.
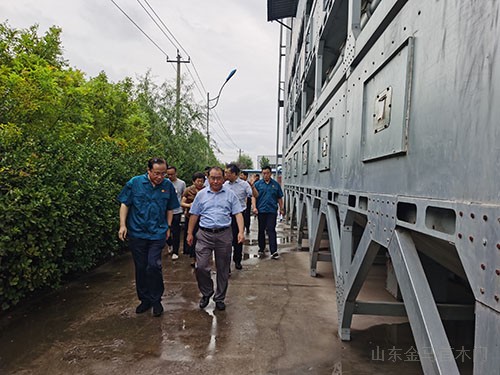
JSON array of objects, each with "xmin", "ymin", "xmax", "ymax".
[
  {"xmin": 224, "ymin": 163, "xmax": 252, "ymax": 270},
  {"xmin": 186, "ymin": 167, "xmax": 244, "ymax": 311}
]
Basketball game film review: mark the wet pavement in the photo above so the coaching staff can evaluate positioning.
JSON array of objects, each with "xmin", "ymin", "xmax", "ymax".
[{"xmin": 0, "ymin": 219, "xmax": 458, "ymax": 374}]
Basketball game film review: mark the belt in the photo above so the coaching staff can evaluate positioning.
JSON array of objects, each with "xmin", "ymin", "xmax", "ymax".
[{"xmin": 199, "ymin": 226, "xmax": 230, "ymax": 233}]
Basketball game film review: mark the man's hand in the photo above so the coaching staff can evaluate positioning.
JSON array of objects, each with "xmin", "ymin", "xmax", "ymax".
[
  {"xmin": 118, "ymin": 225, "xmax": 127, "ymax": 241},
  {"xmin": 186, "ymin": 233, "xmax": 193, "ymax": 246},
  {"xmin": 166, "ymin": 228, "xmax": 171, "ymax": 240},
  {"xmin": 252, "ymin": 207, "xmax": 258, "ymax": 215},
  {"xmin": 237, "ymin": 232, "xmax": 245, "ymax": 244}
]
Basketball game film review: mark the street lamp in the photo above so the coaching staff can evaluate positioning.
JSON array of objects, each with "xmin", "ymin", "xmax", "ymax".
[{"xmin": 206, "ymin": 69, "xmax": 237, "ymax": 162}]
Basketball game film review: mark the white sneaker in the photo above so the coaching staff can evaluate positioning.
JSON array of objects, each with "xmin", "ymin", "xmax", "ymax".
[
  {"xmin": 271, "ymin": 252, "xmax": 280, "ymax": 260},
  {"xmin": 172, "ymin": 254, "xmax": 179, "ymax": 260},
  {"xmin": 167, "ymin": 246, "xmax": 173, "ymax": 254}
]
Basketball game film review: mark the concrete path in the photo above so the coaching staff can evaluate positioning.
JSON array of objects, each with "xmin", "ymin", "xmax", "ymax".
[{"xmin": 0, "ymin": 221, "xmax": 430, "ymax": 374}]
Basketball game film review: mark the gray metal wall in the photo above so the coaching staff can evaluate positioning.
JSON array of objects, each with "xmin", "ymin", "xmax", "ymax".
[
  {"xmin": 285, "ymin": 0, "xmax": 500, "ymax": 201},
  {"xmin": 280, "ymin": 1, "xmax": 500, "ymax": 374}
]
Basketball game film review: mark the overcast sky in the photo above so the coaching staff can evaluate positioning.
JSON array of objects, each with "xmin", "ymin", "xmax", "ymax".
[{"xmin": 1, "ymin": 0, "xmax": 281, "ymax": 168}]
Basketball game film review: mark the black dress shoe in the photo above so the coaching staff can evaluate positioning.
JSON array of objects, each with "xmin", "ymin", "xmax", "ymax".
[
  {"xmin": 215, "ymin": 301, "xmax": 226, "ymax": 311},
  {"xmin": 152, "ymin": 302, "xmax": 163, "ymax": 317},
  {"xmin": 199, "ymin": 292, "xmax": 214, "ymax": 309},
  {"xmin": 235, "ymin": 262, "xmax": 242, "ymax": 270},
  {"xmin": 135, "ymin": 302, "xmax": 152, "ymax": 314}
]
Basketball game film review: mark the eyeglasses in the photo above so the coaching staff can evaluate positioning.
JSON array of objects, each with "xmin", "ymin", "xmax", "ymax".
[
  {"xmin": 151, "ymin": 171, "xmax": 167, "ymax": 177},
  {"xmin": 209, "ymin": 176, "xmax": 223, "ymax": 181}
]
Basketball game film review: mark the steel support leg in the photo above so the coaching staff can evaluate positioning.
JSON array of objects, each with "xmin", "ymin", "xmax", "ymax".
[
  {"xmin": 474, "ymin": 302, "xmax": 500, "ymax": 374},
  {"xmin": 388, "ymin": 229, "xmax": 460, "ymax": 375},
  {"xmin": 326, "ymin": 204, "xmax": 341, "ymax": 278},
  {"xmin": 337, "ymin": 225, "xmax": 380, "ymax": 340},
  {"xmin": 310, "ymin": 213, "xmax": 326, "ymax": 277}
]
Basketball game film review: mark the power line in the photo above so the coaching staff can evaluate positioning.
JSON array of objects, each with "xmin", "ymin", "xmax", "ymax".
[
  {"xmin": 135, "ymin": 0, "xmax": 206, "ymax": 95},
  {"xmin": 109, "ymin": 0, "xmax": 169, "ymax": 58},
  {"xmin": 212, "ymin": 111, "xmax": 239, "ymax": 149},
  {"xmin": 209, "ymin": 120, "xmax": 237, "ymax": 150},
  {"xmin": 142, "ymin": 0, "xmax": 190, "ymax": 59},
  {"xmin": 136, "ymin": 0, "xmax": 178, "ymax": 53},
  {"xmin": 111, "ymin": 0, "xmax": 241, "ymax": 154}
]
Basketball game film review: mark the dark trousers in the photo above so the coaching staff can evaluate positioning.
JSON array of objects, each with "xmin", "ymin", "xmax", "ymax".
[
  {"xmin": 166, "ymin": 213, "xmax": 182, "ymax": 255},
  {"xmin": 129, "ymin": 237, "xmax": 166, "ymax": 304},
  {"xmin": 183, "ymin": 218, "xmax": 199, "ymax": 258},
  {"xmin": 231, "ymin": 216, "xmax": 243, "ymax": 264},
  {"xmin": 243, "ymin": 197, "xmax": 251, "ymax": 232},
  {"xmin": 257, "ymin": 212, "xmax": 278, "ymax": 254},
  {"xmin": 195, "ymin": 227, "xmax": 232, "ymax": 302}
]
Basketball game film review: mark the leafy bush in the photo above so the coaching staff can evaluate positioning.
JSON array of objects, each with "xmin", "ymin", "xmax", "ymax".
[
  {"xmin": 0, "ymin": 22, "xmax": 212, "ymax": 310},
  {"xmin": 0, "ymin": 129, "xmax": 145, "ymax": 309}
]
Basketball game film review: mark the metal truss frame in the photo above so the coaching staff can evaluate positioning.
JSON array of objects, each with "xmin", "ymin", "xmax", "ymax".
[{"xmin": 284, "ymin": 187, "xmax": 498, "ymax": 374}]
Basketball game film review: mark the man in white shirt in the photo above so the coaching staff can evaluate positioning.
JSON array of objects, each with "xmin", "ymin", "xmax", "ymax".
[
  {"xmin": 224, "ymin": 163, "xmax": 252, "ymax": 270},
  {"xmin": 166, "ymin": 165, "xmax": 186, "ymax": 260}
]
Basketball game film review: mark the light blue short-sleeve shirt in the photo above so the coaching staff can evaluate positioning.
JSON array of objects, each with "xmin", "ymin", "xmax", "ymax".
[
  {"xmin": 223, "ymin": 178, "xmax": 251, "ymax": 212},
  {"xmin": 189, "ymin": 186, "xmax": 241, "ymax": 228}
]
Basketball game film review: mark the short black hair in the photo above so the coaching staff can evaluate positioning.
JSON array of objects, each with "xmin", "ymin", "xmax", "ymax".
[
  {"xmin": 192, "ymin": 172, "xmax": 205, "ymax": 181},
  {"xmin": 225, "ymin": 163, "xmax": 240, "ymax": 175},
  {"xmin": 148, "ymin": 157, "xmax": 166, "ymax": 170},
  {"xmin": 261, "ymin": 166, "xmax": 271, "ymax": 173},
  {"xmin": 209, "ymin": 166, "xmax": 224, "ymax": 176},
  {"xmin": 167, "ymin": 165, "xmax": 177, "ymax": 172},
  {"xmin": 240, "ymin": 171, "xmax": 248, "ymax": 177}
]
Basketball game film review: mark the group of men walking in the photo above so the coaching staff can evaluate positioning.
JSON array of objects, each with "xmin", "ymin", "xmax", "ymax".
[{"xmin": 118, "ymin": 158, "xmax": 283, "ymax": 317}]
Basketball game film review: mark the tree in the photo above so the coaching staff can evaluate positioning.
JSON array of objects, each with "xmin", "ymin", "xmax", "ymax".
[
  {"xmin": 259, "ymin": 156, "xmax": 270, "ymax": 169},
  {"xmin": 234, "ymin": 153, "xmax": 253, "ymax": 169},
  {"xmin": 0, "ymin": 21, "xmax": 226, "ymax": 310},
  {"xmin": 133, "ymin": 72, "xmax": 216, "ymax": 182}
]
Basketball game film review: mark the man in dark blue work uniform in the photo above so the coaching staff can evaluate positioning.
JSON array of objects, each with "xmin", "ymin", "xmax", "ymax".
[
  {"xmin": 252, "ymin": 166, "xmax": 284, "ymax": 259},
  {"xmin": 186, "ymin": 166, "xmax": 245, "ymax": 311},
  {"xmin": 118, "ymin": 157, "xmax": 180, "ymax": 317}
]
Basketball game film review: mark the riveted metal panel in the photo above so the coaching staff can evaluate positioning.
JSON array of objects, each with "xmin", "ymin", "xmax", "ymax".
[
  {"xmin": 302, "ymin": 140, "xmax": 309, "ymax": 174},
  {"xmin": 318, "ymin": 117, "xmax": 332, "ymax": 171},
  {"xmin": 361, "ymin": 37, "xmax": 413, "ymax": 161},
  {"xmin": 279, "ymin": 1, "xmax": 500, "ymax": 373}
]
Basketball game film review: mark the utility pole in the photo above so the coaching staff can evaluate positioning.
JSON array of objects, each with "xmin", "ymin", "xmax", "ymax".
[
  {"xmin": 167, "ymin": 50, "xmax": 190, "ymax": 129},
  {"xmin": 276, "ymin": 24, "xmax": 286, "ymax": 179},
  {"xmin": 207, "ymin": 92, "xmax": 210, "ymax": 162}
]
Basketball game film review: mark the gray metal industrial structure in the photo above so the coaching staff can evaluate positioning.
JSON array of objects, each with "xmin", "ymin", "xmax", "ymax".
[{"xmin": 269, "ymin": 0, "xmax": 500, "ymax": 374}]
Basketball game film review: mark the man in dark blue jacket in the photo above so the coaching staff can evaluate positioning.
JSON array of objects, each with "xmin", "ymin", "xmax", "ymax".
[
  {"xmin": 252, "ymin": 166, "xmax": 284, "ymax": 259},
  {"xmin": 118, "ymin": 157, "xmax": 180, "ymax": 317}
]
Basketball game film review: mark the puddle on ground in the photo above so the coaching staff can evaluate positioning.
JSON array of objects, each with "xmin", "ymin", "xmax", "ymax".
[{"xmin": 0, "ymin": 221, "xmax": 475, "ymax": 374}]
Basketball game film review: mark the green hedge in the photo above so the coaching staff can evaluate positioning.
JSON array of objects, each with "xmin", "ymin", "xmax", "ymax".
[
  {"xmin": 0, "ymin": 130, "xmax": 145, "ymax": 310},
  {"xmin": 0, "ymin": 22, "xmax": 211, "ymax": 310}
]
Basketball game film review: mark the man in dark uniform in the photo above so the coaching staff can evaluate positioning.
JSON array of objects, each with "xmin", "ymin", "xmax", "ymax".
[
  {"xmin": 252, "ymin": 166, "xmax": 284, "ymax": 259},
  {"xmin": 118, "ymin": 157, "xmax": 180, "ymax": 317},
  {"xmin": 186, "ymin": 167, "xmax": 245, "ymax": 311}
]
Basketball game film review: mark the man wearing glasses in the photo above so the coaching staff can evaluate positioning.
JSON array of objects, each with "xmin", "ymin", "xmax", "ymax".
[
  {"xmin": 118, "ymin": 157, "xmax": 180, "ymax": 317},
  {"xmin": 186, "ymin": 167, "xmax": 245, "ymax": 311}
]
